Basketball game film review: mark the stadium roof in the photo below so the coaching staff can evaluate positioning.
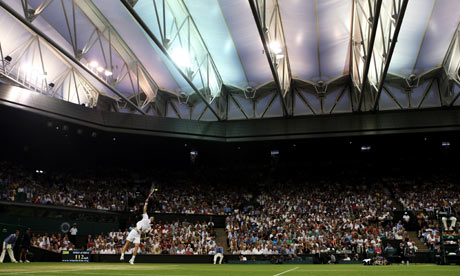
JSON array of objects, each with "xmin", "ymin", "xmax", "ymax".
[{"xmin": 0, "ymin": 0, "xmax": 460, "ymax": 123}]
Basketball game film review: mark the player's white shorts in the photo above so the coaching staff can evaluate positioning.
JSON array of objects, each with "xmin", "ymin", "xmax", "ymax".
[{"xmin": 126, "ymin": 229, "xmax": 141, "ymax": 244}]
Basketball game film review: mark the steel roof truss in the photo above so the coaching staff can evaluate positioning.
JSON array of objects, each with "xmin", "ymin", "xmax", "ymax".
[
  {"xmin": 371, "ymin": 0, "xmax": 408, "ymax": 111},
  {"xmin": 249, "ymin": 0, "xmax": 291, "ymax": 117},
  {"xmin": 122, "ymin": 0, "xmax": 226, "ymax": 121},
  {"xmin": 351, "ymin": 0, "xmax": 382, "ymax": 111}
]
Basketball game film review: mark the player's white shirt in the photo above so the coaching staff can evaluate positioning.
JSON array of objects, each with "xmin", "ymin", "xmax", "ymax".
[
  {"xmin": 403, "ymin": 214, "xmax": 410, "ymax": 222},
  {"xmin": 136, "ymin": 213, "xmax": 152, "ymax": 233},
  {"xmin": 70, "ymin": 227, "xmax": 78, "ymax": 235}
]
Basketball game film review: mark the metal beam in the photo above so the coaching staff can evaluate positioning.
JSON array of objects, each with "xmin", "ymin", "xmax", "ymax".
[
  {"xmin": 440, "ymin": 22, "xmax": 460, "ymax": 106},
  {"xmin": 74, "ymin": 0, "xmax": 171, "ymax": 111},
  {"xmin": 120, "ymin": 0, "xmax": 222, "ymax": 121},
  {"xmin": 372, "ymin": 0, "xmax": 408, "ymax": 111},
  {"xmin": 0, "ymin": 1, "xmax": 146, "ymax": 115},
  {"xmin": 351, "ymin": 0, "xmax": 382, "ymax": 111},
  {"xmin": 6, "ymin": 83, "xmax": 460, "ymax": 142},
  {"xmin": 357, "ymin": 0, "xmax": 382, "ymax": 110},
  {"xmin": 248, "ymin": 0, "xmax": 290, "ymax": 117}
]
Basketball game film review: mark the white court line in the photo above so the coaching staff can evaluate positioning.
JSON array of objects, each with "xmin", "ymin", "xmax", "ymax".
[
  {"xmin": 273, "ymin": 266, "xmax": 299, "ymax": 276},
  {"xmin": 0, "ymin": 271, "xmax": 190, "ymax": 276},
  {"xmin": 0, "ymin": 264, "xmax": 181, "ymax": 275},
  {"xmin": 0, "ymin": 269, "xmax": 89, "ymax": 275},
  {"xmin": 66, "ymin": 273, "xmax": 190, "ymax": 276}
]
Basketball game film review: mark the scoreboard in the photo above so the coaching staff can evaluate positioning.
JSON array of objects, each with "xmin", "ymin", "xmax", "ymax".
[{"xmin": 61, "ymin": 250, "xmax": 90, "ymax": 262}]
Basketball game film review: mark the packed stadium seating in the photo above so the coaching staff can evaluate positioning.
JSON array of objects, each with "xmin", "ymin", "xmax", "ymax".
[
  {"xmin": 1, "ymin": 160, "xmax": 458, "ymax": 259},
  {"xmin": 86, "ymin": 220, "xmax": 216, "ymax": 255},
  {"xmin": 31, "ymin": 233, "xmax": 75, "ymax": 253}
]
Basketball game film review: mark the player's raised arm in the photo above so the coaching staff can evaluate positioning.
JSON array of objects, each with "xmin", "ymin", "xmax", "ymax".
[{"xmin": 143, "ymin": 200, "xmax": 148, "ymax": 214}]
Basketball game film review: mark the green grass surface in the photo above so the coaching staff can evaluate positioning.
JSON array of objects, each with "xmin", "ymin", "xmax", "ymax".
[{"xmin": 0, "ymin": 263, "xmax": 459, "ymax": 276}]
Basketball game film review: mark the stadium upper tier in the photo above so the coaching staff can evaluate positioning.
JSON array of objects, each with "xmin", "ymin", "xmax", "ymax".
[
  {"xmin": 1, "ymin": 161, "xmax": 458, "ymax": 216},
  {"xmin": 1, "ymin": 0, "xmax": 460, "ymax": 122}
]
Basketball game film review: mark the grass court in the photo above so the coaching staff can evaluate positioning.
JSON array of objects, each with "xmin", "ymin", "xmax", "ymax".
[{"xmin": 0, "ymin": 263, "xmax": 460, "ymax": 276}]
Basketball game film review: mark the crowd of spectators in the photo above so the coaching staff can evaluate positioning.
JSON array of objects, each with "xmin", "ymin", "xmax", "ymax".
[
  {"xmin": 0, "ymin": 162, "xmax": 251, "ymax": 214},
  {"xmin": 391, "ymin": 175, "xmax": 460, "ymax": 221},
  {"xmin": 225, "ymin": 181, "xmax": 403, "ymax": 257},
  {"xmin": 31, "ymin": 232, "xmax": 75, "ymax": 253},
  {"xmin": 2, "ymin": 160, "xmax": 458, "ymax": 257},
  {"xmin": 85, "ymin": 220, "xmax": 217, "ymax": 255},
  {"xmin": 390, "ymin": 174, "xmax": 460, "ymax": 252}
]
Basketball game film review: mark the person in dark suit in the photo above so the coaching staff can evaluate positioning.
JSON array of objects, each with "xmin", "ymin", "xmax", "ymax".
[{"xmin": 19, "ymin": 228, "xmax": 31, "ymax": 263}]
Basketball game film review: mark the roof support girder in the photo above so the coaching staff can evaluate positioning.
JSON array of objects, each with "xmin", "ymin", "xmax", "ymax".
[
  {"xmin": 0, "ymin": 20, "xmax": 100, "ymax": 107},
  {"xmin": 350, "ymin": 0, "xmax": 382, "ymax": 111},
  {"xmin": 248, "ymin": 0, "xmax": 291, "ymax": 117},
  {"xmin": 121, "ymin": 0, "xmax": 225, "ymax": 121},
  {"xmin": 371, "ymin": 0, "xmax": 409, "ymax": 111},
  {"xmin": 74, "ymin": 0, "xmax": 166, "ymax": 109},
  {"xmin": 441, "ymin": 23, "xmax": 460, "ymax": 106},
  {"xmin": 0, "ymin": 0, "xmax": 146, "ymax": 114}
]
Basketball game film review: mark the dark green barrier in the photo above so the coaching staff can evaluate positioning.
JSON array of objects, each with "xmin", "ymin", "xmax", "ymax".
[{"xmin": 0, "ymin": 201, "xmax": 119, "ymax": 236}]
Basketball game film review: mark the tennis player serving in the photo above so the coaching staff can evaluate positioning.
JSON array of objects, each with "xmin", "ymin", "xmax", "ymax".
[{"xmin": 120, "ymin": 189, "xmax": 155, "ymax": 264}]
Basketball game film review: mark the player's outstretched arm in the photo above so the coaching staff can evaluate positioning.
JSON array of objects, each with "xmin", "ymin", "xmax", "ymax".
[{"xmin": 143, "ymin": 200, "xmax": 148, "ymax": 214}]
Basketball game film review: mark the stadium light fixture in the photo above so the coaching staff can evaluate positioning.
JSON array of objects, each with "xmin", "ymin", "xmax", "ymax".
[
  {"xmin": 96, "ymin": 66, "xmax": 104, "ymax": 73},
  {"xmin": 104, "ymin": 70, "xmax": 113, "ymax": 77},
  {"xmin": 441, "ymin": 141, "xmax": 450, "ymax": 147},
  {"xmin": 38, "ymin": 72, "xmax": 47, "ymax": 80},
  {"xmin": 361, "ymin": 146, "xmax": 371, "ymax": 152},
  {"xmin": 269, "ymin": 41, "xmax": 282, "ymax": 55},
  {"xmin": 22, "ymin": 63, "xmax": 33, "ymax": 72},
  {"xmin": 89, "ymin": 61, "xmax": 98, "ymax": 68},
  {"xmin": 171, "ymin": 47, "xmax": 192, "ymax": 69},
  {"xmin": 4, "ymin": 55, "xmax": 12, "ymax": 63},
  {"xmin": 271, "ymin": 150, "xmax": 280, "ymax": 157}
]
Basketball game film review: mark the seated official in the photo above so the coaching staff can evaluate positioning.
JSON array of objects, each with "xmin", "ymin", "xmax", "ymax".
[{"xmin": 441, "ymin": 201, "xmax": 457, "ymax": 231}]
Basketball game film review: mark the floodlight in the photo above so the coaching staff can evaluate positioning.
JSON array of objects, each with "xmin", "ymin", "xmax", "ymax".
[
  {"xmin": 38, "ymin": 72, "xmax": 47, "ymax": 80},
  {"xmin": 104, "ymin": 70, "xmax": 113, "ymax": 77},
  {"xmin": 441, "ymin": 142, "xmax": 450, "ymax": 147},
  {"xmin": 275, "ymin": 54, "xmax": 284, "ymax": 60},
  {"xmin": 22, "ymin": 63, "xmax": 33, "ymax": 72},
  {"xmin": 89, "ymin": 61, "xmax": 98, "ymax": 68},
  {"xmin": 96, "ymin": 66, "xmax": 104, "ymax": 72},
  {"xmin": 171, "ymin": 47, "xmax": 192, "ymax": 69},
  {"xmin": 361, "ymin": 146, "xmax": 371, "ymax": 152},
  {"xmin": 269, "ymin": 41, "xmax": 282, "ymax": 55}
]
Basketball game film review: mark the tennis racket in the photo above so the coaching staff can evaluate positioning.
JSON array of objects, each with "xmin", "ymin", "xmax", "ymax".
[{"xmin": 146, "ymin": 183, "xmax": 158, "ymax": 201}]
